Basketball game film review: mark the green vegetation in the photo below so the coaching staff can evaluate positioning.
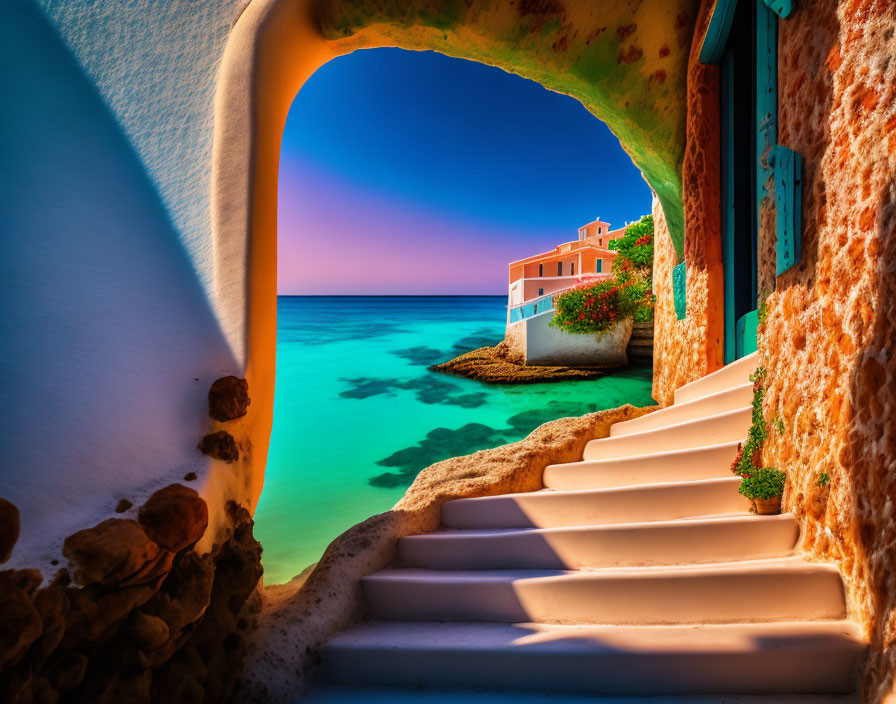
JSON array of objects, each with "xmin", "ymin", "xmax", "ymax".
[
  {"xmin": 609, "ymin": 215, "xmax": 655, "ymax": 272},
  {"xmin": 739, "ymin": 467, "xmax": 787, "ymax": 500},
  {"xmin": 731, "ymin": 366, "xmax": 769, "ymax": 476},
  {"xmin": 550, "ymin": 273, "xmax": 652, "ymax": 337},
  {"xmin": 817, "ymin": 472, "xmax": 831, "ymax": 487}
]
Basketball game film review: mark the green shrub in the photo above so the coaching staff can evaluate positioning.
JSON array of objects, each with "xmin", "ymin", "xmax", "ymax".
[
  {"xmin": 817, "ymin": 472, "xmax": 830, "ymax": 487},
  {"xmin": 731, "ymin": 368, "xmax": 769, "ymax": 476},
  {"xmin": 739, "ymin": 467, "xmax": 786, "ymax": 500},
  {"xmin": 609, "ymin": 215, "xmax": 654, "ymax": 272},
  {"xmin": 550, "ymin": 272, "xmax": 652, "ymax": 337}
]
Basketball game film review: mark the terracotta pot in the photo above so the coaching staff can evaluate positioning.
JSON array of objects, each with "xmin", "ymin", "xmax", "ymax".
[{"xmin": 754, "ymin": 496, "xmax": 782, "ymax": 515}]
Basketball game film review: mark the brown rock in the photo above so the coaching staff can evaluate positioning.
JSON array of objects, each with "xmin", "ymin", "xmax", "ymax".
[
  {"xmin": 31, "ymin": 676, "xmax": 57, "ymax": 704},
  {"xmin": 137, "ymin": 484, "xmax": 208, "ymax": 552},
  {"xmin": 62, "ymin": 519, "xmax": 163, "ymax": 587},
  {"xmin": 114, "ymin": 499, "xmax": 133, "ymax": 513},
  {"xmin": 30, "ymin": 585, "xmax": 69, "ymax": 667},
  {"xmin": 44, "ymin": 650, "xmax": 88, "ymax": 695},
  {"xmin": 128, "ymin": 611, "xmax": 169, "ymax": 651},
  {"xmin": 208, "ymin": 376, "xmax": 250, "ymax": 421},
  {"xmin": 0, "ymin": 569, "xmax": 43, "ymax": 671},
  {"xmin": 0, "ymin": 497, "xmax": 20, "ymax": 563},
  {"xmin": 183, "ymin": 472, "xmax": 197, "ymax": 482},
  {"xmin": 144, "ymin": 552, "xmax": 214, "ymax": 634},
  {"xmin": 199, "ymin": 431, "xmax": 239, "ymax": 463}
]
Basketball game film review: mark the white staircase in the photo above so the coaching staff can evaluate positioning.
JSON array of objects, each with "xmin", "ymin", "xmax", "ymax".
[{"xmin": 318, "ymin": 351, "xmax": 865, "ymax": 698}]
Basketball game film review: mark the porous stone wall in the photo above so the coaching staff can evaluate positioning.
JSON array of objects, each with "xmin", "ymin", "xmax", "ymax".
[
  {"xmin": 654, "ymin": 0, "xmax": 896, "ymax": 698},
  {"xmin": 759, "ymin": 1, "xmax": 896, "ymax": 700}
]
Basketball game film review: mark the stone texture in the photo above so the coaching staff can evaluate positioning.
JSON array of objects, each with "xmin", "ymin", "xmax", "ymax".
[
  {"xmin": 652, "ymin": 0, "xmax": 896, "ymax": 699},
  {"xmin": 761, "ymin": 2, "xmax": 896, "ymax": 701},
  {"xmin": 199, "ymin": 431, "xmax": 239, "ymax": 463},
  {"xmin": 208, "ymin": 376, "xmax": 251, "ymax": 422},
  {"xmin": 237, "ymin": 404, "xmax": 654, "ymax": 703},
  {"xmin": 0, "ymin": 498, "xmax": 20, "ymax": 564},
  {"xmin": 114, "ymin": 499, "xmax": 133, "ymax": 514},
  {"xmin": 0, "ymin": 497, "xmax": 262, "ymax": 704},
  {"xmin": 62, "ymin": 519, "xmax": 164, "ymax": 588},
  {"xmin": 0, "ymin": 570, "xmax": 43, "ymax": 672},
  {"xmin": 137, "ymin": 484, "xmax": 208, "ymax": 552}
]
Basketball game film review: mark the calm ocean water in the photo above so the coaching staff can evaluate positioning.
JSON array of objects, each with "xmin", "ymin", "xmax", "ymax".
[{"xmin": 254, "ymin": 296, "xmax": 655, "ymax": 584}]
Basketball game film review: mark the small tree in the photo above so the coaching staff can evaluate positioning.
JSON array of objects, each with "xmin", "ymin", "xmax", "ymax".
[{"xmin": 609, "ymin": 215, "xmax": 654, "ymax": 272}]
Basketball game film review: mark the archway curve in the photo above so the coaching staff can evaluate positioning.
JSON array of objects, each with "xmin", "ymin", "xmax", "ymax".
[{"xmin": 210, "ymin": 0, "xmax": 697, "ymax": 512}]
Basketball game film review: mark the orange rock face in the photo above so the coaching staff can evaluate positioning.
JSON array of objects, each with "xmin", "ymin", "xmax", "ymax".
[{"xmin": 655, "ymin": 0, "xmax": 896, "ymax": 698}]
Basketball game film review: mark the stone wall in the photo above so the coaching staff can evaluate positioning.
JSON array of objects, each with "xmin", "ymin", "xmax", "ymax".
[
  {"xmin": 760, "ymin": 1, "xmax": 896, "ymax": 700},
  {"xmin": 0, "ymin": 492, "xmax": 262, "ymax": 704},
  {"xmin": 653, "ymin": 0, "xmax": 896, "ymax": 699},
  {"xmin": 0, "ymin": 377, "xmax": 264, "ymax": 704},
  {"xmin": 651, "ymin": 0, "xmax": 726, "ymax": 405}
]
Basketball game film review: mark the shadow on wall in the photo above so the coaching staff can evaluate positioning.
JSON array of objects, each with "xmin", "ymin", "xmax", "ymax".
[{"xmin": 0, "ymin": 1, "xmax": 236, "ymax": 562}]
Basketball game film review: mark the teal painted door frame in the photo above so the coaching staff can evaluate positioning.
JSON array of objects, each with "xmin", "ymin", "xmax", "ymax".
[{"xmin": 718, "ymin": 0, "xmax": 778, "ymax": 363}]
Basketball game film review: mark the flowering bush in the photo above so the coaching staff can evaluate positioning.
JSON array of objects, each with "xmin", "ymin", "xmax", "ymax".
[
  {"xmin": 609, "ymin": 215, "xmax": 654, "ymax": 272},
  {"xmin": 550, "ymin": 271, "xmax": 652, "ymax": 337}
]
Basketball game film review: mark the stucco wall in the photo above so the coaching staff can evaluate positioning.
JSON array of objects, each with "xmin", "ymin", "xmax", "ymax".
[{"xmin": 0, "ymin": 0, "xmax": 241, "ymax": 570}]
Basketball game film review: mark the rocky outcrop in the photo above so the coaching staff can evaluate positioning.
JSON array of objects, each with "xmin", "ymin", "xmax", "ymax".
[
  {"xmin": 208, "ymin": 376, "xmax": 251, "ymax": 422},
  {"xmin": 432, "ymin": 341, "xmax": 610, "ymax": 384},
  {"xmin": 237, "ymin": 403, "xmax": 655, "ymax": 703},
  {"xmin": 0, "ymin": 486, "xmax": 263, "ymax": 704}
]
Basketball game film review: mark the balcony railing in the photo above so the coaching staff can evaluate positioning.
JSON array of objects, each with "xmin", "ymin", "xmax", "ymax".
[{"xmin": 508, "ymin": 292, "xmax": 555, "ymax": 323}]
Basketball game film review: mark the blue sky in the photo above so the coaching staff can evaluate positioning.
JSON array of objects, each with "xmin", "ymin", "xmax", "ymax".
[{"xmin": 278, "ymin": 48, "xmax": 651, "ymax": 294}]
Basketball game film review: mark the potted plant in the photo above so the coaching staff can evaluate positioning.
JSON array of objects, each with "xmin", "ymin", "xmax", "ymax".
[{"xmin": 738, "ymin": 467, "xmax": 787, "ymax": 515}]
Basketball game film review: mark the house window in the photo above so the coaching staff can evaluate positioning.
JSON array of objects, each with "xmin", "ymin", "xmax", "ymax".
[
  {"xmin": 598, "ymin": 227, "xmax": 602, "ymax": 234},
  {"xmin": 571, "ymin": 262, "xmax": 575, "ymax": 275},
  {"xmin": 538, "ymin": 263, "xmax": 543, "ymax": 277},
  {"xmin": 557, "ymin": 262, "xmax": 563, "ymax": 276},
  {"xmin": 538, "ymin": 288, "xmax": 544, "ymax": 296},
  {"xmin": 596, "ymin": 259, "xmax": 602, "ymax": 273}
]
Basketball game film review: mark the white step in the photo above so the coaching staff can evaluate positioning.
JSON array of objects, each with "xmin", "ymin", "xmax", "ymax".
[
  {"xmin": 322, "ymin": 620, "xmax": 865, "ymax": 695},
  {"xmin": 674, "ymin": 352, "xmax": 758, "ymax": 405},
  {"xmin": 582, "ymin": 407, "xmax": 750, "ymax": 461},
  {"xmin": 544, "ymin": 441, "xmax": 740, "ymax": 490},
  {"xmin": 398, "ymin": 514, "xmax": 799, "ymax": 570},
  {"xmin": 442, "ymin": 477, "xmax": 750, "ymax": 529},
  {"xmin": 610, "ymin": 383, "xmax": 754, "ymax": 437},
  {"xmin": 304, "ymin": 685, "xmax": 861, "ymax": 703},
  {"xmin": 363, "ymin": 558, "xmax": 846, "ymax": 625}
]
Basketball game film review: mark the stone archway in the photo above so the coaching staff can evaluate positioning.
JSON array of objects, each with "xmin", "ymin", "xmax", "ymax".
[{"xmin": 210, "ymin": 0, "xmax": 700, "ymax": 515}]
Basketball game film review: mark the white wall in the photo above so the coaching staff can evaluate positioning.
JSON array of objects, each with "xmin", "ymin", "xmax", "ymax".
[{"xmin": 0, "ymin": 0, "xmax": 239, "ymax": 567}]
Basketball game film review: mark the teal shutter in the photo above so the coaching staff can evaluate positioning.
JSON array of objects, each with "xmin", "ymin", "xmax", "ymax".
[
  {"xmin": 772, "ymin": 145, "xmax": 803, "ymax": 274},
  {"xmin": 699, "ymin": 0, "xmax": 739, "ymax": 65},
  {"xmin": 672, "ymin": 262, "xmax": 687, "ymax": 320},
  {"xmin": 762, "ymin": 0, "xmax": 794, "ymax": 18}
]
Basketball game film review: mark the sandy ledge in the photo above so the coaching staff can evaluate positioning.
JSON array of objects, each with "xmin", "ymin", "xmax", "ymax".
[
  {"xmin": 235, "ymin": 402, "xmax": 656, "ymax": 703},
  {"xmin": 430, "ymin": 341, "xmax": 618, "ymax": 384}
]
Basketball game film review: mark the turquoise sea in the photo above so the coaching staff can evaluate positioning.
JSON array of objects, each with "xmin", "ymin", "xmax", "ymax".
[{"xmin": 254, "ymin": 296, "xmax": 655, "ymax": 584}]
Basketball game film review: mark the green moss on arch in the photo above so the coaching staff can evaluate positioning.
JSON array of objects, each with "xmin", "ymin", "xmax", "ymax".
[{"xmin": 317, "ymin": 0, "xmax": 699, "ymax": 258}]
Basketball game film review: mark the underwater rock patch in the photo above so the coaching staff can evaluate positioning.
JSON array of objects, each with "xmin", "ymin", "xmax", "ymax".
[{"xmin": 391, "ymin": 345, "xmax": 445, "ymax": 366}]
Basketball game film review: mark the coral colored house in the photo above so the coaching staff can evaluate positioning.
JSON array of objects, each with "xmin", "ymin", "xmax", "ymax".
[{"xmin": 507, "ymin": 217, "xmax": 627, "ymax": 310}]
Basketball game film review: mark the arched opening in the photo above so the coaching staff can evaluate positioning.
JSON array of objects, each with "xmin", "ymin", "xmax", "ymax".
[
  {"xmin": 209, "ymin": 0, "xmax": 696, "ymax": 555},
  {"xmin": 255, "ymin": 46, "xmax": 656, "ymax": 582}
]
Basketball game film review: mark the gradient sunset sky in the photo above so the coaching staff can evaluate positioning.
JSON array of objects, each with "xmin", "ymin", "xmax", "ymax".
[{"xmin": 278, "ymin": 48, "xmax": 651, "ymax": 295}]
